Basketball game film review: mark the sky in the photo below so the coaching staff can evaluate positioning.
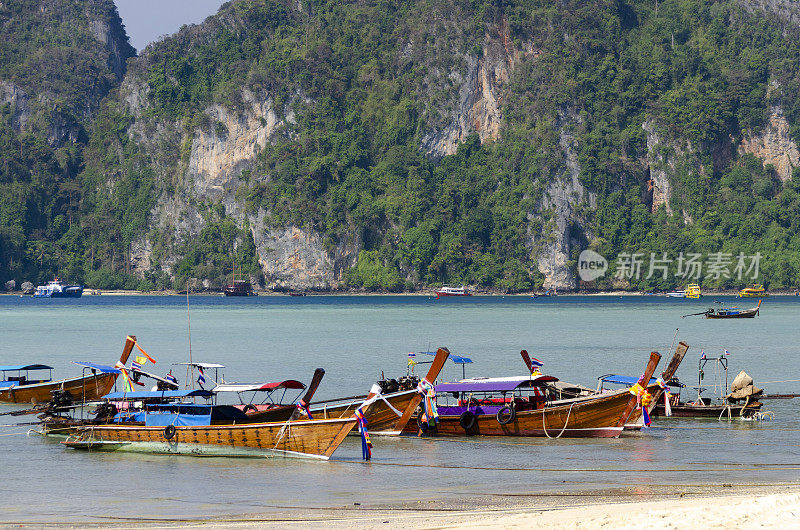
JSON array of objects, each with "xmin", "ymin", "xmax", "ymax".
[{"xmin": 114, "ymin": 0, "xmax": 228, "ymax": 52}]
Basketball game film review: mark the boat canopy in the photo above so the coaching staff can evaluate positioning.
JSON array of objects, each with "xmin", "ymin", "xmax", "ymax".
[
  {"xmin": 173, "ymin": 362, "xmax": 225, "ymax": 369},
  {"xmin": 0, "ymin": 364, "xmax": 53, "ymax": 371},
  {"xmin": 597, "ymin": 375, "xmax": 658, "ymax": 386},
  {"xmin": 103, "ymin": 389, "xmax": 214, "ymax": 400},
  {"xmin": 436, "ymin": 375, "xmax": 558, "ymax": 393},
  {"xmin": 212, "ymin": 380, "xmax": 306, "ymax": 393},
  {"xmin": 73, "ymin": 361, "xmax": 121, "ymax": 374},
  {"xmin": 419, "ymin": 351, "xmax": 473, "ymax": 364}
]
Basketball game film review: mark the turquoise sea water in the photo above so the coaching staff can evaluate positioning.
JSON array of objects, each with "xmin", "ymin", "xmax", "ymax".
[{"xmin": 0, "ymin": 294, "xmax": 798, "ymax": 522}]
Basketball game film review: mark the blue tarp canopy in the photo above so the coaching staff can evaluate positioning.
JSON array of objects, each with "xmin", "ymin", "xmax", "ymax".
[
  {"xmin": 145, "ymin": 412, "xmax": 212, "ymax": 427},
  {"xmin": 436, "ymin": 375, "xmax": 558, "ymax": 393},
  {"xmin": 419, "ymin": 351, "xmax": 473, "ymax": 364},
  {"xmin": 0, "ymin": 364, "xmax": 53, "ymax": 371},
  {"xmin": 598, "ymin": 375, "xmax": 658, "ymax": 386},
  {"xmin": 73, "ymin": 361, "xmax": 120, "ymax": 374},
  {"xmin": 103, "ymin": 389, "xmax": 213, "ymax": 400}
]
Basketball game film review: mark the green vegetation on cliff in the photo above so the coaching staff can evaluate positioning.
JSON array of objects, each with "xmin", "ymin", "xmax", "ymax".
[{"xmin": 2, "ymin": 0, "xmax": 800, "ymax": 291}]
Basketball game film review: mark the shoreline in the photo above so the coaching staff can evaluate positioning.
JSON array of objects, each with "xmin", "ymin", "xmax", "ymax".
[
  {"xmin": 2, "ymin": 289, "xmax": 797, "ymax": 298},
  {"xmin": 11, "ymin": 484, "xmax": 798, "ymax": 527}
]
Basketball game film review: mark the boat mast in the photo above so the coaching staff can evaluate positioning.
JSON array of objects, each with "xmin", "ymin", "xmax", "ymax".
[{"xmin": 186, "ymin": 278, "xmax": 195, "ymax": 389}]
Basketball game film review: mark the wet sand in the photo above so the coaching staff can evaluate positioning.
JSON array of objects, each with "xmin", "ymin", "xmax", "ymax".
[{"xmin": 15, "ymin": 484, "xmax": 798, "ymax": 528}]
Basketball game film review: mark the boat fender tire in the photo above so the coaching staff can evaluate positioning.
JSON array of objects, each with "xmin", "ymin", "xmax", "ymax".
[
  {"xmin": 416, "ymin": 411, "xmax": 429, "ymax": 433},
  {"xmin": 164, "ymin": 424, "xmax": 176, "ymax": 440},
  {"xmin": 497, "ymin": 405, "xmax": 515, "ymax": 425},
  {"xmin": 243, "ymin": 404, "xmax": 258, "ymax": 414},
  {"xmin": 459, "ymin": 410, "xmax": 476, "ymax": 432}
]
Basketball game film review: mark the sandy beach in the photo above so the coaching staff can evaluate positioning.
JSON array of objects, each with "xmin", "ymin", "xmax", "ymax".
[
  {"xmin": 210, "ymin": 487, "xmax": 799, "ymax": 529},
  {"xmin": 39, "ymin": 485, "xmax": 797, "ymax": 528}
]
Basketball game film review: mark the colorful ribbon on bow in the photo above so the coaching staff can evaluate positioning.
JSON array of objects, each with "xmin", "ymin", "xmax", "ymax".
[
  {"xmin": 629, "ymin": 378, "xmax": 653, "ymax": 427},
  {"xmin": 417, "ymin": 378, "xmax": 439, "ymax": 428},
  {"xmin": 295, "ymin": 399, "xmax": 313, "ymax": 419},
  {"xmin": 354, "ymin": 407, "xmax": 372, "ymax": 461},
  {"xmin": 656, "ymin": 377, "xmax": 672, "ymax": 417}
]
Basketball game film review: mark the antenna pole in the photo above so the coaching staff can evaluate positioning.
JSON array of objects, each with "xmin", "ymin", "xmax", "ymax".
[
  {"xmin": 186, "ymin": 278, "xmax": 195, "ymax": 389},
  {"xmin": 667, "ymin": 327, "xmax": 678, "ymax": 357}
]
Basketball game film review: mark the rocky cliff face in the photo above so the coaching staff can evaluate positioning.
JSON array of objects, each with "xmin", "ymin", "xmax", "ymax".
[
  {"xmin": 0, "ymin": 81, "xmax": 30, "ymax": 132},
  {"xmin": 740, "ymin": 0, "xmax": 800, "ymax": 25},
  {"xmin": 421, "ymin": 19, "xmax": 537, "ymax": 158},
  {"xmin": 739, "ymin": 106, "xmax": 799, "ymax": 182},
  {"xmin": 529, "ymin": 114, "xmax": 595, "ymax": 290},
  {"xmin": 643, "ymin": 118, "xmax": 676, "ymax": 215}
]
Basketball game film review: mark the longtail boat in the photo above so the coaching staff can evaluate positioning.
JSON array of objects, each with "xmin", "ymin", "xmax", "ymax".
[
  {"xmin": 651, "ymin": 355, "xmax": 763, "ymax": 419},
  {"xmin": 705, "ymin": 300, "xmax": 761, "ymax": 319},
  {"xmin": 0, "ymin": 336, "xmax": 135, "ymax": 404},
  {"xmin": 61, "ymin": 415, "xmax": 361, "ymax": 460},
  {"xmin": 305, "ymin": 348, "xmax": 451, "ymax": 434},
  {"xmin": 412, "ymin": 351, "xmax": 661, "ymax": 438},
  {"xmin": 59, "ymin": 386, "xmax": 377, "ymax": 460}
]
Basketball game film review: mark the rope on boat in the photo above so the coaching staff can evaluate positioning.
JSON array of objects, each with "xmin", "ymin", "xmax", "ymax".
[
  {"xmin": 269, "ymin": 420, "xmax": 292, "ymax": 458},
  {"xmin": 542, "ymin": 402, "xmax": 574, "ymax": 439}
]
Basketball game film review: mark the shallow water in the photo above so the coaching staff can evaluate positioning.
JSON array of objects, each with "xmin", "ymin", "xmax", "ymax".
[{"xmin": 0, "ymin": 294, "xmax": 798, "ymax": 522}]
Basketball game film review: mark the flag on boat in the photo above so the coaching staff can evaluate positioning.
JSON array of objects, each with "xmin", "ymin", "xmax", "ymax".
[
  {"xmin": 700, "ymin": 350, "xmax": 706, "ymax": 360},
  {"xmin": 165, "ymin": 371, "xmax": 178, "ymax": 384},
  {"xmin": 197, "ymin": 366, "xmax": 206, "ymax": 385},
  {"xmin": 529, "ymin": 357, "xmax": 543, "ymax": 368},
  {"xmin": 134, "ymin": 342, "xmax": 156, "ymax": 364},
  {"xmin": 131, "ymin": 355, "xmax": 147, "ymax": 372},
  {"xmin": 407, "ymin": 352, "xmax": 416, "ymax": 367},
  {"xmin": 724, "ymin": 349, "xmax": 730, "ymax": 356}
]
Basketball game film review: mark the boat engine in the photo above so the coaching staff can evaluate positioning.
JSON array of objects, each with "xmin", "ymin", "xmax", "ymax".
[
  {"xmin": 93, "ymin": 402, "xmax": 118, "ymax": 423},
  {"xmin": 376, "ymin": 375, "xmax": 419, "ymax": 394},
  {"xmin": 49, "ymin": 389, "xmax": 73, "ymax": 409}
]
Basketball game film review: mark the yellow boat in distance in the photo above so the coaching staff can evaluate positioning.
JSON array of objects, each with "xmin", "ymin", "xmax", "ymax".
[
  {"xmin": 739, "ymin": 284, "xmax": 768, "ymax": 297},
  {"xmin": 685, "ymin": 283, "xmax": 702, "ymax": 298}
]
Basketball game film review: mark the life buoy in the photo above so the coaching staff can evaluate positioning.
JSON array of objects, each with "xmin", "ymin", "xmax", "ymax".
[
  {"xmin": 243, "ymin": 404, "xmax": 258, "ymax": 414},
  {"xmin": 164, "ymin": 424, "xmax": 176, "ymax": 440},
  {"xmin": 459, "ymin": 410, "xmax": 476, "ymax": 431},
  {"xmin": 496, "ymin": 405, "xmax": 516, "ymax": 425}
]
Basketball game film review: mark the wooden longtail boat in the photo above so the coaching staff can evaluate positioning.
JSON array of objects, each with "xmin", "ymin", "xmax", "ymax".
[
  {"xmin": 705, "ymin": 300, "xmax": 761, "ymax": 319},
  {"xmin": 60, "ymin": 379, "xmax": 378, "ymax": 460},
  {"xmin": 310, "ymin": 347, "xmax": 450, "ymax": 434},
  {"xmin": 0, "ymin": 336, "xmax": 135, "ymax": 404},
  {"xmin": 651, "ymin": 355, "xmax": 763, "ymax": 419},
  {"xmin": 415, "ymin": 351, "xmax": 661, "ymax": 438},
  {"xmin": 61, "ymin": 415, "xmax": 360, "ymax": 460}
]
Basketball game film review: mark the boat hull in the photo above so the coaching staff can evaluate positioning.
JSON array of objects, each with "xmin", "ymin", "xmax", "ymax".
[
  {"xmin": 706, "ymin": 309, "xmax": 758, "ymax": 319},
  {"xmin": 418, "ymin": 389, "xmax": 636, "ymax": 439},
  {"xmin": 0, "ymin": 372, "xmax": 117, "ymax": 404},
  {"xmin": 62, "ymin": 417, "xmax": 358, "ymax": 460}
]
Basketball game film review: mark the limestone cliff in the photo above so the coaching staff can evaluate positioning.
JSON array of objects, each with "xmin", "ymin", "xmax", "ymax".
[
  {"xmin": 740, "ymin": 0, "xmax": 800, "ymax": 25},
  {"xmin": 643, "ymin": 118, "xmax": 676, "ymax": 215},
  {"xmin": 739, "ymin": 106, "xmax": 799, "ymax": 182},
  {"xmin": 421, "ymin": 19, "xmax": 537, "ymax": 158},
  {"xmin": 529, "ymin": 114, "xmax": 595, "ymax": 290}
]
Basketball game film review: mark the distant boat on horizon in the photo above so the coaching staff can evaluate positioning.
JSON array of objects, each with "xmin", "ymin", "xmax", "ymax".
[
  {"xmin": 33, "ymin": 278, "xmax": 83, "ymax": 298},
  {"xmin": 435, "ymin": 286, "xmax": 471, "ymax": 299}
]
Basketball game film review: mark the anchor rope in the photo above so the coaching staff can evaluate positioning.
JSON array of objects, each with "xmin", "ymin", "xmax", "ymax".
[{"xmin": 542, "ymin": 402, "xmax": 574, "ymax": 439}]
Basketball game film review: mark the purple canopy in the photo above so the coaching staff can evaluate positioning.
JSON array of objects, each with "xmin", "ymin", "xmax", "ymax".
[{"xmin": 436, "ymin": 375, "xmax": 558, "ymax": 393}]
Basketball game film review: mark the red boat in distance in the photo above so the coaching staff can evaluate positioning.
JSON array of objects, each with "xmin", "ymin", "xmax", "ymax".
[{"xmin": 435, "ymin": 286, "xmax": 471, "ymax": 299}]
